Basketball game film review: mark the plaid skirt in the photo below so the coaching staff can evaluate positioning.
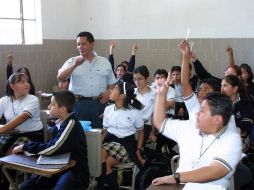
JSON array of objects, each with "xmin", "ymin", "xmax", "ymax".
[{"xmin": 102, "ymin": 142, "xmax": 131, "ymax": 163}]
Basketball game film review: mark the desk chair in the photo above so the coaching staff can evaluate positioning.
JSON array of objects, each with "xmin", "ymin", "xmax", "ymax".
[
  {"xmin": 40, "ymin": 110, "xmax": 48, "ymax": 143},
  {"xmin": 84, "ymin": 129, "xmax": 102, "ymax": 190},
  {"xmin": 170, "ymin": 154, "xmax": 180, "ymax": 174},
  {"xmin": 112, "ymin": 162, "xmax": 137, "ymax": 190}
]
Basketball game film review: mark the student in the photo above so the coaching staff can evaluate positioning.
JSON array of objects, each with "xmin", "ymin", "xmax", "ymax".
[
  {"xmin": 133, "ymin": 65, "xmax": 156, "ymax": 141},
  {"xmin": 152, "ymin": 89, "xmax": 242, "ymax": 189},
  {"xmin": 6, "ymin": 50, "xmax": 36, "ymax": 95},
  {"xmin": 115, "ymin": 63, "xmax": 133, "ymax": 84},
  {"xmin": 108, "ymin": 41, "xmax": 137, "ymax": 73},
  {"xmin": 221, "ymin": 75, "xmax": 254, "ymax": 152},
  {"xmin": 150, "ymin": 69, "xmax": 177, "ymax": 155},
  {"xmin": 0, "ymin": 73, "xmax": 43, "ymax": 155},
  {"xmin": 226, "ymin": 46, "xmax": 254, "ymax": 102},
  {"xmin": 170, "ymin": 66, "xmax": 188, "ymax": 120},
  {"xmin": 96, "ymin": 81, "xmax": 145, "ymax": 190},
  {"xmin": 108, "ymin": 42, "xmax": 137, "ymax": 85},
  {"xmin": 152, "ymin": 69, "xmax": 175, "ymax": 118},
  {"xmin": 180, "ymin": 40, "xmax": 252, "ymax": 190},
  {"xmin": 13, "ymin": 90, "xmax": 90, "ymax": 190},
  {"xmin": 190, "ymin": 51, "xmax": 241, "ymax": 84}
]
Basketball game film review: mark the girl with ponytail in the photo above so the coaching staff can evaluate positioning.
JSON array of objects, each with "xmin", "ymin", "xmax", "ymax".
[{"xmin": 95, "ymin": 81, "xmax": 145, "ymax": 190}]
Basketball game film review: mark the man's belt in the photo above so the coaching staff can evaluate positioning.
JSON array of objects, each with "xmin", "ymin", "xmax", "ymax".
[{"xmin": 75, "ymin": 95, "xmax": 100, "ymax": 101}]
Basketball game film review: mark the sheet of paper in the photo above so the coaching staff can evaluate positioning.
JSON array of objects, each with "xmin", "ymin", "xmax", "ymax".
[{"xmin": 183, "ymin": 183, "xmax": 226, "ymax": 190}]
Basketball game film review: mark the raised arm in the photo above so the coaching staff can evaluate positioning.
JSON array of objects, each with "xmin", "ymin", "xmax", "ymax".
[
  {"xmin": 153, "ymin": 79, "xmax": 168, "ymax": 131},
  {"xmin": 128, "ymin": 43, "xmax": 138, "ymax": 72},
  {"xmin": 226, "ymin": 45, "xmax": 236, "ymax": 66},
  {"xmin": 108, "ymin": 41, "xmax": 116, "ymax": 71},
  {"xmin": 179, "ymin": 40, "xmax": 193, "ymax": 97},
  {"xmin": 6, "ymin": 50, "xmax": 13, "ymax": 79},
  {"xmin": 191, "ymin": 52, "xmax": 217, "ymax": 81}
]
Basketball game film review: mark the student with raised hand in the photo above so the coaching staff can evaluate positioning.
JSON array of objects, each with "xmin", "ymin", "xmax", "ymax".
[
  {"xmin": 169, "ymin": 66, "xmax": 188, "ymax": 120},
  {"xmin": 96, "ymin": 81, "xmax": 145, "ymax": 190},
  {"xmin": 226, "ymin": 45, "xmax": 254, "ymax": 102},
  {"xmin": 133, "ymin": 65, "xmax": 156, "ymax": 141},
  {"xmin": 190, "ymin": 50, "xmax": 241, "ymax": 83},
  {"xmin": 13, "ymin": 90, "xmax": 90, "ymax": 190},
  {"xmin": 221, "ymin": 75, "xmax": 253, "ymax": 151},
  {"xmin": 180, "ymin": 40, "xmax": 251, "ymax": 190},
  {"xmin": 108, "ymin": 41, "xmax": 138, "ymax": 81},
  {"xmin": 152, "ymin": 81, "xmax": 242, "ymax": 189},
  {"xmin": 6, "ymin": 50, "xmax": 36, "ymax": 95},
  {"xmin": 0, "ymin": 73, "xmax": 43, "ymax": 155},
  {"xmin": 179, "ymin": 40, "xmax": 221, "ymax": 115}
]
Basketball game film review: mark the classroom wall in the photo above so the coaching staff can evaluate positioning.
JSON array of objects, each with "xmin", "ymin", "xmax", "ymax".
[
  {"xmin": 81, "ymin": 0, "xmax": 254, "ymax": 39},
  {"xmin": 1, "ymin": 0, "xmax": 254, "ymax": 97}
]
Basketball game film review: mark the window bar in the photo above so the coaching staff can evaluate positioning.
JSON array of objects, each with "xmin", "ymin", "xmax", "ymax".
[{"xmin": 20, "ymin": 0, "xmax": 25, "ymax": 44}]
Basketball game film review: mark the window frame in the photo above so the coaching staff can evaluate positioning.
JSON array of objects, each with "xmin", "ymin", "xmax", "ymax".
[{"xmin": 0, "ymin": 0, "xmax": 42, "ymax": 45}]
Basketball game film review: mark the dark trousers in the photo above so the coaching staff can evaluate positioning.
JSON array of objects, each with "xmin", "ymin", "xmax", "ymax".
[
  {"xmin": 20, "ymin": 170, "xmax": 84, "ymax": 190},
  {"xmin": 74, "ymin": 99, "xmax": 106, "ymax": 128}
]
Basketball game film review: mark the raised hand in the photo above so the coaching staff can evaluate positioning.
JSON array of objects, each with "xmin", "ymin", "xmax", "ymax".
[
  {"xmin": 132, "ymin": 43, "xmax": 138, "ymax": 55},
  {"xmin": 179, "ymin": 40, "xmax": 190, "ymax": 56},
  {"xmin": 109, "ymin": 41, "xmax": 116, "ymax": 55},
  {"xmin": 7, "ymin": 49, "xmax": 13, "ymax": 65},
  {"xmin": 157, "ymin": 78, "xmax": 169, "ymax": 97},
  {"xmin": 226, "ymin": 44, "xmax": 233, "ymax": 54}
]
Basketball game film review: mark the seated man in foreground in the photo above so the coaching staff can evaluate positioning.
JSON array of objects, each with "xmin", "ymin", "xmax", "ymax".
[
  {"xmin": 152, "ymin": 85, "xmax": 242, "ymax": 188},
  {"xmin": 13, "ymin": 90, "xmax": 89, "ymax": 190}
]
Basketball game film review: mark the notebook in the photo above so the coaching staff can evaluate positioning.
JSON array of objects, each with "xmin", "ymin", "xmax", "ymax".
[{"xmin": 37, "ymin": 152, "xmax": 70, "ymax": 165}]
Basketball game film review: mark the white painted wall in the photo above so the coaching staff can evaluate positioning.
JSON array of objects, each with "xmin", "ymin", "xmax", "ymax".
[
  {"xmin": 81, "ymin": 0, "xmax": 254, "ymax": 39},
  {"xmin": 41, "ymin": 0, "xmax": 254, "ymax": 39},
  {"xmin": 41, "ymin": 0, "xmax": 81, "ymax": 39}
]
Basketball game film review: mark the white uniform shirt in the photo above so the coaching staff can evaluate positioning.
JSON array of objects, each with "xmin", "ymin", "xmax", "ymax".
[
  {"xmin": 151, "ymin": 84, "xmax": 175, "ymax": 116},
  {"xmin": 103, "ymin": 105, "xmax": 144, "ymax": 138},
  {"xmin": 134, "ymin": 87, "xmax": 156, "ymax": 125},
  {"xmin": 0, "ymin": 95, "xmax": 43, "ymax": 132},
  {"xmin": 59, "ymin": 55, "xmax": 117, "ymax": 97},
  {"xmin": 184, "ymin": 92, "xmax": 238, "ymax": 133},
  {"xmin": 159, "ymin": 112, "xmax": 242, "ymax": 188},
  {"xmin": 174, "ymin": 83, "xmax": 184, "ymax": 102}
]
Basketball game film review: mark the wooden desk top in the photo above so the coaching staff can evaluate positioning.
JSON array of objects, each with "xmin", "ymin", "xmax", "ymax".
[
  {"xmin": 146, "ymin": 184, "xmax": 184, "ymax": 190},
  {"xmin": 0, "ymin": 154, "xmax": 75, "ymax": 176}
]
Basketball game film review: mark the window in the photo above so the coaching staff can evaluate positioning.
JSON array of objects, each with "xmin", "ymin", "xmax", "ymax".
[{"xmin": 0, "ymin": 0, "xmax": 42, "ymax": 44}]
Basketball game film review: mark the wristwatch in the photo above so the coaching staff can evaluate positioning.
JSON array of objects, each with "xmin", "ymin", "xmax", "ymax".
[{"xmin": 173, "ymin": 172, "xmax": 181, "ymax": 184}]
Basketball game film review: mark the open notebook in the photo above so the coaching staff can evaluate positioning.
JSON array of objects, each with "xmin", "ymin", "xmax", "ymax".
[{"xmin": 37, "ymin": 152, "xmax": 70, "ymax": 165}]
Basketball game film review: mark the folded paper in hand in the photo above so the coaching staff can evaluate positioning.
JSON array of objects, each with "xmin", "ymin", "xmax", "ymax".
[{"xmin": 37, "ymin": 152, "xmax": 70, "ymax": 165}]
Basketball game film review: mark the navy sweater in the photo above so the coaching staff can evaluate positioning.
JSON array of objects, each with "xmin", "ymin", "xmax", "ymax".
[{"xmin": 23, "ymin": 113, "xmax": 90, "ymax": 187}]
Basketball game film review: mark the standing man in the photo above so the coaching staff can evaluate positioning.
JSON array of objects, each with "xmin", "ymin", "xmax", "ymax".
[{"xmin": 58, "ymin": 31, "xmax": 116, "ymax": 128}]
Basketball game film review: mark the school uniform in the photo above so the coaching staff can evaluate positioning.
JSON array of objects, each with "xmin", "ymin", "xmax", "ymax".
[
  {"xmin": 102, "ymin": 104, "xmax": 144, "ymax": 168},
  {"xmin": 20, "ymin": 113, "xmax": 90, "ymax": 190},
  {"xmin": 134, "ymin": 87, "xmax": 156, "ymax": 140},
  {"xmin": 0, "ymin": 94, "xmax": 43, "ymax": 154},
  {"xmin": 160, "ymin": 114, "xmax": 242, "ymax": 189}
]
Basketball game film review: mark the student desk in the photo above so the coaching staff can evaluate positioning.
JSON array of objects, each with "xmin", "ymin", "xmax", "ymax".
[
  {"xmin": 146, "ymin": 184, "xmax": 184, "ymax": 190},
  {"xmin": 0, "ymin": 154, "xmax": 75, "ymax": 190}
]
